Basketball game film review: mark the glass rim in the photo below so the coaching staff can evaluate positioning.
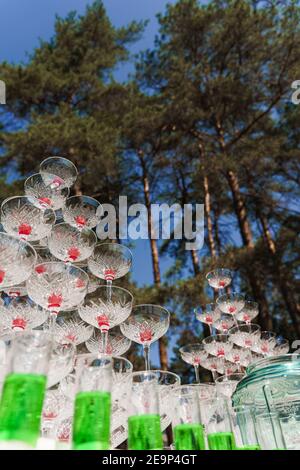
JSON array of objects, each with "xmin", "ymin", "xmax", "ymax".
[
  {"xmin": 93, "ymin": 242, "xmax": 133, "ymax": 261},
  {"xmin": 228, "ymin": 323, "xmax": 261, "ymax": 334},
  {"xmin": 32, "ymin": 260, "xmax": 90, "ymax": 279},
  {"xmin": 111, "ymin": 355, "xmax": 133, "ymax": 370},
  {"xmin": 149, "ymin": 369, "xmax": 181, "ymax": 381},
  {"xmin": 131, "ymin": 304, "xmax": 170, "ymax": 318},
  {"xmin": 24, "ymin": 172, "xmax": 70, "ymax": 195},
  {"xmin": 206, "ymin": 268, "xmax": 232, "ymax": 279},
  {"xmin": 1, "ymin": 195, "xmax": 57, "ymax": 216},
  {"xmin": 85, "ymin": 284, "xmax": 134, "ymax": 301},
  {"xmin": 49, "ymin": 222, "xmax": 98, "ymax": 241},
  {"xmin": 131, "ymin": 371, "xmax": 159, "ymax": 382},
  {"xmin": 215, "ymin": 373, "xmax": 245, "ymax": 383},
  {"xmin": 202, "ymin": 334, "xmax": 229, "ymax": 343},
  {"xmin": 40, "ymin": 156, "xmax": 79, "ymax": 176}
]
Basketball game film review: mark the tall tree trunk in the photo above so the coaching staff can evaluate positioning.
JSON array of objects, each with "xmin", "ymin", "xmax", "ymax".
[
  {"xmin": 259, "ymin": 213, "xmax": 300, "ymax": 336},
  {"xmin": 198, "ymin": 143, "xmax": 217, "ymax": 260},
  {"xmin": 138, "ymin": 151, "xmax": 168, "ymax": 370},
  {"xmin": 191, "ymin": 249, "xmax": 200, "ymax": 276},
  {"xmin": 215, "ymin": 121, "xmax": 272, "ymax": 330}
]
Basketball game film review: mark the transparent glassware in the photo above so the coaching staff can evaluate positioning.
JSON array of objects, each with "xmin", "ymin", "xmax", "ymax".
[
  {"xmin": 79, "ymin": 285, "xmax": 133, "ymax": 354},
  {"xmin": 62, "ymin": 196, "xmax": 103, "ymax": 230},
  {"xmin": 194, "ymin": 304, "xmax": 221, "ymax": 334},
  {"xmin": 40, "ymin": 156, "xmax": 78, "ymax": 190},
  {"xmin": 235, "ymin": 301, "xmax": 259, "ymax": 324},
  {"xmin": 231, "ymin": 406, "xmax": 260, "ymax": 450},
  {"xmin": 0, "ymin": 331, "xmax": 52, "ymax": 448},
  {"xmin": 149, "ymin": 370, "xmax": 181, "ymax": 432},
  {"xmin": 47, "ymin": 342, "xmax": 76, "ymax": 388},
  {"xmin": 26, "ymin": 261, "xmax": 89, "ymax": 328},
  {"xmin": 1, "ymin": 196, "xmax": 56, "ymax": 241},
  {"xmin": 227, "ymin": 346, "xmax": 252, "ymax": 369},
  {"xmin": 200, "ymin": 397, "xmax": 236, "ymax": 450},
  {"xmin": 86, "ymin": 327, "xmax": 131, "ymax": 356},
  {"xmin": 72, "ymin": 356, "xmax": 112, "ymax": 450},
  {"xmin": 279, "ymin": 413, "xmax": 300, "ymax": 450},
  {"xmin": 202, "ymin": 334, "xmax": 233, "ymax": 359},
  {"xmin": 53, "ymin": 310, "xmax": 94, "ymax": 346},
  {"xmin": 216, "ymin": 293, "xmax": 245, "ymax": 317},
  {"xmin": 255, "ymin": 412, "xmax": 287, "ymax": 450},
  {"xmin": 128, "ymin": 371, "xmax": 163, "ymax": 451},
  {"xmin": 24, "ymin": 173, "xmax": 70, "ymax": 210},
  {"xmin": 2, "ymin": 283, "xmax": 28, "ymax": 298},
  {"xmin": 171, "ymin": 386, "xmax": 205, "ymax": 450},
  {"xmin": 202, "ymin": 356, "xmax": 225, "ymax": 376},
  {"xmin": 228, "ymin": 324, "xmax": 261, "ymax": 349},
  {"xmin": 111, "ymin": 357, "xmax": 133, "ymax": 448},
  {"xmin": 41, "ymin": 387, "xmax": 69, "ymax": 440},
  {"xmin": 0, "ymin": 233, "xmax": 37, "ymax": 288},
  {"xmin": 179, "ymin": 344, "xmax": 208, "ymax": 383},
  {"xmin": 212, "ymin": 314, "xmax": 236, "ymax": 333},
  {"xmin": 252, "ymin": 331, "xmax": 277, "ymax": 355},
  {"xmin": 120, "ymin": 305, "xmax": 170, "ymax": 371},
  {"xmin": 0, "ymin": 295, "xmax": 47, "ymax": 332},
  {"xmin": 215, "ymin": 373, "xmax": 245, "ymax": 398},
  {"xmin": 88, "ymin": 243, "xmax": 132, "ymax": 283},
  {"xmin": 273, "ymin": 337, "xmax": 289, "ymax": 356},
  {"xmin": 206, "ymin": 269, "xmax": 233, "ymax": 290},
  {"xmin": 47, "ymin": 223, "xmax": 97, "ymax": 263}
]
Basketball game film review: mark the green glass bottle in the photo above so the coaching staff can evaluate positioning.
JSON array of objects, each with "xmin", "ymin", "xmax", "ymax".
[
  {"xmin": 174, "ymin": 423, "xmax": 206, "ymax": 450},
  {"xmin": 0, "ymin": 373, "xmax": 47, "ymax": 447},
  {"xmin": 128, "ymin": 414, "xmax": 163, "ymax": 450},
  {"xmin": 207, "ymin": 431, "xmax": 236, "ymax": 450},
  {"xmin": 72, "ymin": 390, "xmax": 111, "ymax": 450}
]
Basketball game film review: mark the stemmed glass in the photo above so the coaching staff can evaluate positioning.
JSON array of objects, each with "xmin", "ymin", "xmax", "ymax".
[
  {"xmin": 228, "ymin": 324, "xmax": 261, "ymax": 349},
  {"xmin": 1, "ymin": 196, "xmax": 56, "ymax": 241},
  {"xmin": 215, "ymin": 373, "xmax": 245, "ymax": 398},
  {"xmin": 62, "ymin": 196, "xmax": 103, "ymax": 230},
  {"xmin": 213, "ymin": 314, "xmax": 236, "ymax": 334},
  {"xmin": 79, "ymin": 285, "xmax": 133, "ymax": 353},
  {"xmin": 47, "ymin": 223, "xmax": 97, "ymax": 263},
  {"xmin": 40, "ymin": 156, "xmax": 78, "ymax": 190},
  {"xmin": 88, "ymin": 243, "xmax": 132, "ymax": 286},
  {"xmin": 179, "ymin": 344, "xmax": 208, "ymax": 383},
  {"xmin": 194, "ymin": 304, "xmax": 221, "ymax": 334},
  {"xmin": 26, "ymin": 261, "xmax": 89, "ymax": 329},
  {"xmin": 252, "ymin": 331, "xmax": 277, "ymax": 356},
  {"xmin": 202, "ymin": 335, "xmax": 233, "ymax": 359},
  {"xmin": 24, "ymin": 173, "xmax": 69, "ymax": 210},
  {"xmin": 52, "ymin": 310, "xmax": 94, "ymax": 346},
  {"xmin": 227, "ymin": 346, "xmax": 252, "ymax": 370},
  {"xmin": 206, "ymin": 269, "xmax": 233, "ymax": 290},
  {"xmin": 47, "ymin": 342, "xmax": 76, "ymax": 388},
  {"xmin": 235, "ymin": 301, "xmax": 259, "ymax": 324},
  {"xmin": 86, "ymin": 327, "xmax": 131, "ymax": 356},
  {"xmin": 0, "ymin": 295, "xmax": 47, "ymax": 332},
  {"xmin": 216, "ymin": 293, "xmax": 245, "ymax": 325},
  {"xmin": 0, "ymin": 233, "xmax": 37, "ymax": 287},
  {"xmin": 120, "ymin": 305, "xmax": 170, "ymax": 371}
]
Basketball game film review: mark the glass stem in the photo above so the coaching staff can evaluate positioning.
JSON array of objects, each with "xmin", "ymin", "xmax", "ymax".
[
  {"xmin": 101, "ymin": 330, "xmax": 108, "ymax": 354},
  {"xmin": 194, "ymin": 365, "xmax": 200, "ymax": 383},
  {"xmin": 143, "ymin": 344, "xmax": 150, "ymax": 370},
  {"xmin": 48, "ymin": 312, "xmax": 57, "ymax": 332},
  {"xmin": 211, "ymin": 370, "xmax": 218, "ymax": 382},
  {"xmin": 106, "ymin": 279, "xmax": 112, "ymax": 300}
]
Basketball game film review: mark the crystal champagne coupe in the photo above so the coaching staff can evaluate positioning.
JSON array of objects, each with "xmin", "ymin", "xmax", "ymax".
[
  {"xmin": 212, "ymin": 314, "xmax": 236, "ymax": 333},
  {"xmin": 235, "ymin": 301, "xmax": 259, "ymax": 324},
  {"xmin": 195, "ymin": 304, "xmax": 221, "ymax": 334},
  {"xmin": 40, "ymin": 156, "xmax": 78, "ymax": 190},
  {"xmin": 206, "ymin": 269, "xmax": 233, "ymax": 290},
  {"xmin": 26, "ymin": 261, "xmax": 89, "ymax": 329},
  {"xmin": 53, "ymin": 310, "xmax": 94, "ymax": 346},
  {"xmin": 0, "ymin": 295, "xmax": 47, "ymax": 332},
  {"xmin": 252, "ymin": 331, "xmax": 277, "ymax": 356},
  {"xmin": 0, "ymin": 331, "xmax": 52, "ymax": 448},
  {"xmin": 202, "ymin": 334, "xmax": 233, "ymax": 359},
  {"xmin": 1, "ymin": 196, "xmax": 56, "ymax": 241},
  {"xmin": 86, "ymin": 327, "xmax": 131, "ymax": 356},
  {"xmin": 62, "ymin": 196, "xmax": 103, "ymax": 230},
  {"xmin": 228, "ymin": 324, "xmax": 261, "ymax": 349},
  {"xmin": 72, "ymin": 356, "xmax": 112, "ymax": 450},
  {"xmin": 128, "ymin": 372, "xmax": 163, "ymax": 450},
  {"xmin": 88, "ymin": 243, "xmax": 132, "ymax": 287},
  {"xmin": 79, "ymin": 285, "xmax": 133, "ymax": 353},
  {"xmin": 216, "ymin": 293, "xmax": 245, "ymax": 321},
  {"xmin": 120, "ymin": 305, "xmax": 170, "ymax": 371},
  {"xmin": 0, "ymin": 233, "xmax": 37, "ymax": 288},
  {"xmin": 24, "ymin": 173, "xmax": 69, "ymax": 210},
  {"xmin": 171, "ymin": 385, "xmax": 206, "ymax": 450},
  {"xmin": 215, "ymin": 373, "xmax": 245, "ymax": 398},
  {"xmin": 179, "ymin": 344, "xmax": 208, "ymax": 383},
  {"xmin": 47, "ymin": 223, "xmax": 97, "ymax": 263}
]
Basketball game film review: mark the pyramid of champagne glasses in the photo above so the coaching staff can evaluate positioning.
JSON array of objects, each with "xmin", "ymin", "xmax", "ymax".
[{"xmin": 0, "ymin": 156, "xmax": 295, "ymax": 451}]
